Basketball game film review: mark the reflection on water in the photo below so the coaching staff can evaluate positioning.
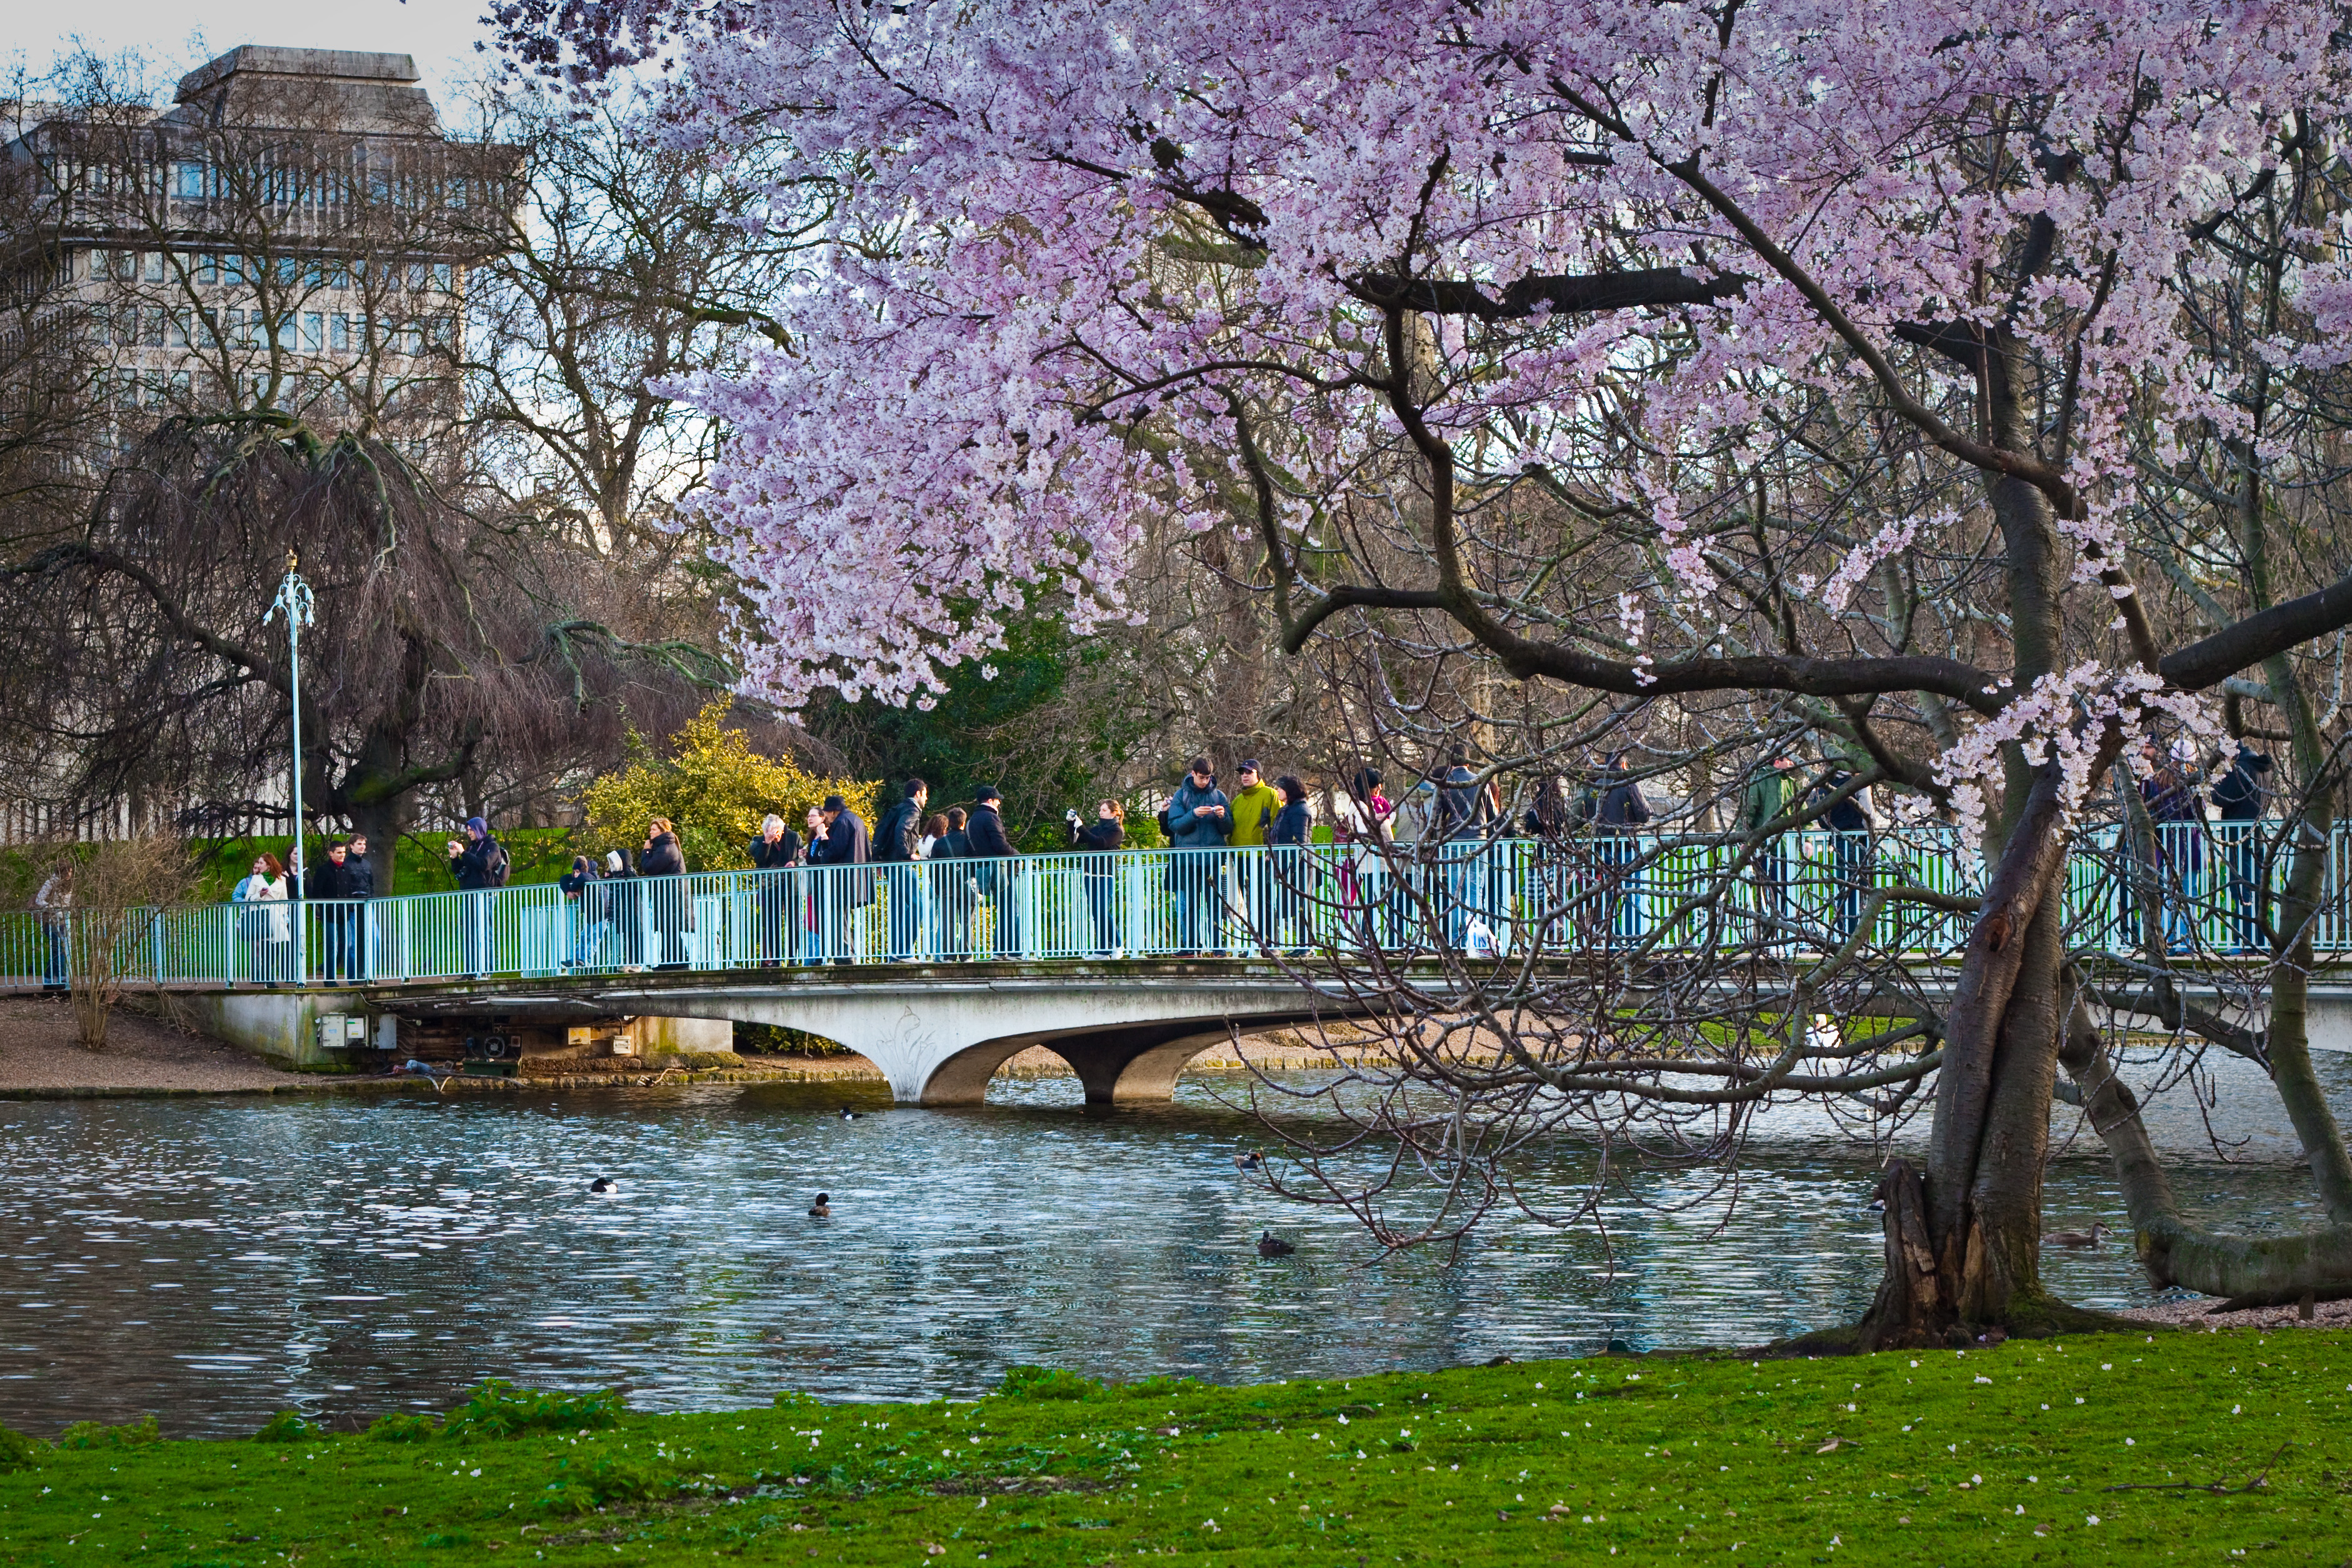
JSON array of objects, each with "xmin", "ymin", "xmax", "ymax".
[{"xmin": 0, "ymin": 1053, "xmax": 2339, "ymax": 1438}]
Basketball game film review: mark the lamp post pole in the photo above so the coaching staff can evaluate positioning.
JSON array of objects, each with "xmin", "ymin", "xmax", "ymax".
[{"xmin": 264, "ymin": 552, "xmax": 316, "ymax": 893}]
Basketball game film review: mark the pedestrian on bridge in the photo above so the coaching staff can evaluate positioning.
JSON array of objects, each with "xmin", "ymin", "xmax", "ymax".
[
  {"xmin": 1069, "ymin": 799, "xmax": 1126, "ymax": 956},
  {"xmin": 559, "ymin": 854, "xmax": 606, "ymax": 970},
  {"xmin": 1810, "ymin": 771, "xmax": 1878, "ymax": 946},
  {"xmin": 749, "ymin": 814, "xmax": 801, "ymax": 966},
  {"xmin": 1263, "ymin": 777, "xmax": 1315, "ymax": 953},
  {"xmin": 875, "ymin": 779, "xmax": 930, "ymax": 961},
  {"xmin": 446, "ymin": 817, "xmax": 508, "ymax": 979},
  {"xmin": 232, "ymin": 852, "xmax": 292, "ymax": 985},
  {"xmin": 304, "ymin": 840, "xmax": 360, "ymax": 981},
  {"xmin": 2213, "ymin": 741, "xmax": 2273, "ymax": 953},
  {"xmin": 1738, "ymin": 753, "xmax": 1798, "ymax": 946},
  {"xmin": 967, "ymin": 786, "xmax": 1021, "ymax": 957},
  {"xmin": 817, "ymin": 794, "xmax": 871, "ymax": 962},
  {"xmin": 344, "ymin": 834, "xmax": 376, "ymax": 980},
  {"xmin": 640, "ymin": 818, "xmax": 693, "ymax": 969},
  {"xmin": 1163, "ymin": 758, "xmax": 1231, "ymax": 956},
  {"xmin": 932, "ymin": 806, "xmax": 976, "ymax": 958},
  {"xmin": 1226, "ymin": 760, "xmax": 1281, "ymax": 951}
]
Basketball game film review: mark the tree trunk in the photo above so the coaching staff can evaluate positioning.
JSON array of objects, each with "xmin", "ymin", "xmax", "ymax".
[{"xmin": 1824, "ymin": 749, "xmax": 2133, "ymax": 1351}]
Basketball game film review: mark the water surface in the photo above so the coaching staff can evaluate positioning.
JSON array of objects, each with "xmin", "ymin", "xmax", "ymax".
[{"xmin": 0, "ymin": 1053, "xmax": 2338, "ymax": 1438}]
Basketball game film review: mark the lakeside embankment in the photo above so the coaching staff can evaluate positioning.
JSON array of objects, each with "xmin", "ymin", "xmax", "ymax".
[{"xmin": 1, "ymin": 1331, "xmax": 2346, "ymax": 1564}]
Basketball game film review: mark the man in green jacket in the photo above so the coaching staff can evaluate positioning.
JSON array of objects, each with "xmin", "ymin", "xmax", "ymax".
[
  {"xmin": 1224, "ymin": 759, "xmax": 1283, "ymax": 951},
  {"xmin": 1738, "ymin": 753, "xmax": 1796, "ymax": 943}
]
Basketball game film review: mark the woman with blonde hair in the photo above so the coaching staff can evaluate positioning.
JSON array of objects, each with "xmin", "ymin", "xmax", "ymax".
[{"xmin": 232, "ymin": 852, "xmax": 292, "ymax": 984}]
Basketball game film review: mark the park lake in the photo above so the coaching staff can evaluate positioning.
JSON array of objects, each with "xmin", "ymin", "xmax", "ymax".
[{"xmin": 1, "ymin": 1051, "xmax": 2342, "ymax": 1439}]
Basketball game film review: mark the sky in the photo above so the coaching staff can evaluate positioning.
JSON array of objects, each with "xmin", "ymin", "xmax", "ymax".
[{"xmin": 3, "ymin": 0, "xmax": 499, "ymax": 114}]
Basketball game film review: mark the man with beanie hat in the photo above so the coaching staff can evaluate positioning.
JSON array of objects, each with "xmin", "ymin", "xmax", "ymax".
[{"xmin": 445, "ymin": 816, "xmax": 508, "ymax": 977}]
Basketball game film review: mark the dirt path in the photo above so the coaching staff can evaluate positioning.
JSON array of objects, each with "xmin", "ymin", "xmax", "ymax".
[{"xmin": 0, "ymin": 995, "xmax": 312, "ymax": 1095}]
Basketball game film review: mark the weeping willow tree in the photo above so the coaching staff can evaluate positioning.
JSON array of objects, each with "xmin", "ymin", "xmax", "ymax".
[{"xmin": 0, "ymin": 416, "xmax": 729, "ymax": 884}]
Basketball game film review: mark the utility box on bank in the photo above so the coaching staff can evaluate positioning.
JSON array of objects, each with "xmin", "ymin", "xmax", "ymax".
[{"xmin": 313, "ymin": 1014, "xmax": 367, "ymax": 1052}]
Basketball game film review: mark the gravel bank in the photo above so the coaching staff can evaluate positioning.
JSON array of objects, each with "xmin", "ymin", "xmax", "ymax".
[
  {"xmin": 2116, "ymin": 1293, "xmax": 2352, "ymax": 1332},
  {"xmin": 0, "ymin": 994, "xmax": 313, "ymax": 1095}
]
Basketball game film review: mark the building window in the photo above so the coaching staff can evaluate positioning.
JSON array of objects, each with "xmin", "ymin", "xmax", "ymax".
[
  {"xmin": 143, "ymin": 251, "xmax": 165, "ymax": 284},
  {"xmin": 303, "ymin": 312, "xmax": 323, "ymax": 353},
  {"xmin": 196, "ymin": 252, "xmax": 218, "ymax": 285},
  {"xmin": 330, "ymin": 313, "xmax": 351, "ymax": 353},
  {"xmin": 169, "ymin": 311, "xmax": 190, "ymax": 349},
  {"xmin": 173, "ymin": 161, "xmax": 206, "ymax": 200},
  {"xmin": 431, "ymin": 262, "xmax": 453, "ymax": 292}
]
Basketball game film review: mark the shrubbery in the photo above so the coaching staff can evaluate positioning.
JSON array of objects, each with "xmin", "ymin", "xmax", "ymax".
[
  {"xmin": 55, "ymin": 1414, "xmax": 160, "ymax": 1451},
  {"xmin": 440, "ymin": 1380, "xmax": 624, "ymax": 1440}
]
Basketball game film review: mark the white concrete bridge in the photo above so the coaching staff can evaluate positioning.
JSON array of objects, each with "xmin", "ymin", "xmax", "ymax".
[{"xmin": 184, "ymin": 960, "xmax": 1370, "ymax": 1104}]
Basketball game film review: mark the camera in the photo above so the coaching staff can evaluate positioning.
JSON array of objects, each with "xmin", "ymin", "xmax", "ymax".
[{"xmin": 1065, "ymin": 807, "xmax": 1082, "ymax": 824}]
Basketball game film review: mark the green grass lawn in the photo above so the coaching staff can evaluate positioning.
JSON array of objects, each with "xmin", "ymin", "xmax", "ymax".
[{"xmin": 3, "ymin": 1330, "xmax": 2349, "ymax": 1565}]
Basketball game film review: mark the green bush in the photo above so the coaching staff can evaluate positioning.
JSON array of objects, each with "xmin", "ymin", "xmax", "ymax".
[
  {"xmin": 991, "ymin": 1366, "xmax": 1102, "ymax": 1402},
  {"xmin": 442, "ymin": 1380, "xmax": 624, "ymax": 1440},
  {"xmin": 252, "ymin": 1409, "xmax": 322, "ymax": 1442},
  {"xmin": 0, "ymin": 1424, "xmax": 47, "ymax": 1472},
  {"xmin": 56, "ymin": 1414, "xmax": 161, "ymax": 1450},
  {"xmin": 366, "ymin": 1411, "xmax": 442, "ymax": 1442},
  {"xmin": 535, "ymin": 1456, "xmax": 674, "ymax": 1516}
]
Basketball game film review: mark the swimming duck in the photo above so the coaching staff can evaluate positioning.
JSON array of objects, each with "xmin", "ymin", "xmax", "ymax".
[
  {"xmin": 1233, "ymin": 1151, "xmax": 1263, "ymax": 1172},
  {"xmin": 839, "ymin": 1107, "xmax": 861, "ymax": 1121},
  {"xmin": 1256, "ymin": 1229, "xmax": 1294, "ymax": 1258},
  {"xmin": 588, "ymin": 1177, "xmax": 618, "ymax": 1194},
  {"xmin": 808, "ymin": 1192, "xmax": 831, "ymax": 1217},
  {"xmin": 2044, "ymin": 1221, "xmax": 2111, "ymax": 1249}
]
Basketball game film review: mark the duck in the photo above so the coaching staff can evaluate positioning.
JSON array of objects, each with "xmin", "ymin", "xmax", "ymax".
[
  {"xmin": 1256, "ymin": 1229, "xmax": 1295, "ymax": 1258},
  {"xmin": 808, "ymin": 1192, "xmax": 831, "ymax": 1217},
  {"xmin": 1233, "ymin": 1151, "xmax": 1263, "ymax": 1172},
  {"xmin": 839, "ymin": 1107, "xmax": 861, "ymax": 1121},
  {"xmin": 2043, "ymin": 1221, "xmax": 2111, "ymax": 1249},
  {"xmin": 588, "ymin": 1177, "xmax": 618, "ymax": 1194}
]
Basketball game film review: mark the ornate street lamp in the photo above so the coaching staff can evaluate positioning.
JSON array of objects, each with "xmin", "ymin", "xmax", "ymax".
[{"xmin": 264, "ymin": 551, "xmax": 315, "ymax": 885}]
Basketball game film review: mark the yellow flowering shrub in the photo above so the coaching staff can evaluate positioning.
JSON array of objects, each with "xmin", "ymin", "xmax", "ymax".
[{"xmin": 579, "ymin": 701, "xmax": 880, "ymax": 872}]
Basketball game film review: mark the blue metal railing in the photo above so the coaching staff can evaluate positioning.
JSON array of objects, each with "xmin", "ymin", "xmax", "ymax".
[{"xmin": 0, "ymin": 823, "xmax": 2330, "ymax": 992}]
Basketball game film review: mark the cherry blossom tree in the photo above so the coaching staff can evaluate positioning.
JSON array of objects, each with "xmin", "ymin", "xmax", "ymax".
[{"xmin": 503, "ymin": 0, "xmax": 2352, "ymax": 1343}]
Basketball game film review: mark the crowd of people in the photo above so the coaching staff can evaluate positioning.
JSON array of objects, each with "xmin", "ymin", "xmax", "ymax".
[{"xmin": 44, "ymin": 736, "xmax": 2279, "ymax": 987}]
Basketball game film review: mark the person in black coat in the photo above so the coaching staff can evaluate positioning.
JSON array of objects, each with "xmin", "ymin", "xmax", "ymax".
[
  {"xmin": 966, "ymin": 785, "xmax": 1022, "ymax": 956},
  {"xmin": 1069, "ymin": 799, "xmax": 1126, "ymax": 956},
  {"xmin": 816, "ymin": 794, "xmax": 870, "ymax": 961},
  {"xmin": 931, "ymin": 806, "xmax": 975, "ymax": 957},
  {"xmin": 1265, "ymin": 778, "xmax": 1315, "ymax": 951},
  {"xmin": 304, "ymin": 840, "xmax": 358, "ymax": 980},
  {"xmin": 873, "ymin": 779, "xmax": 929, "ymax": 960},
  {"xmin": 639, "ymin": 818, "xmax": 691, "ymax": 969},
  {"xmin": 343, "ymin": 834, "xmax": 377, "ymax": 979},
  {"xmin": 2213, "ymin": 741, "xmax": 2273, "ymax": 951},
  {"xmin": 444, "ymin": 816, "xmax": 506, "ymax": 977}
]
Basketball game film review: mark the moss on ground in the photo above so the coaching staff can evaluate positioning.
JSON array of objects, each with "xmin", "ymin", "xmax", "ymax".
[{"xmin": 2, "ymin": 1330, "xmax": 2349, "ymax": 1564}]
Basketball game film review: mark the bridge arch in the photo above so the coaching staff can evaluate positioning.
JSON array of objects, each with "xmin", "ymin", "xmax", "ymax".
[{"xmin": 568, "ymin": 965, "xmax": 1365, "ymax": 1105}]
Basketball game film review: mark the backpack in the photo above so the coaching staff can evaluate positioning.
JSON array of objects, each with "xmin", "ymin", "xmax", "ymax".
[{"xmin": 484, "ymin": 840, "xmax": 512, "ymax": 887}]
